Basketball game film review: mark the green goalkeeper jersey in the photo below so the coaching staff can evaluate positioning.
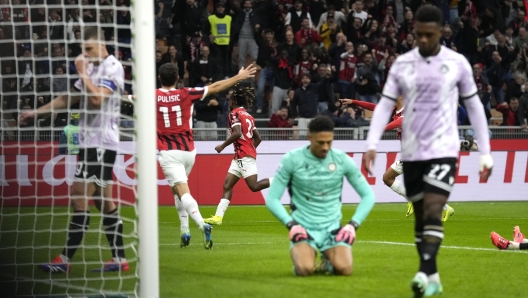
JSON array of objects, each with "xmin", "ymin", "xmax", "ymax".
[{"xmin": 265, "ymin": 146, "xmax": 375, "ymax": 230}]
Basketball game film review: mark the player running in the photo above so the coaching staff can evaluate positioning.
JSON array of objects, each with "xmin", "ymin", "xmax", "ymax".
[
  {"xmin": 491, "ymin": 226, "xmax": 528, "ymax": 250},
  {"xmin": 156, "ymin": 63, "xmax": 257, "ymax": 248},
  {"xmin": 20, "ymin": 27, "xmax": 128, "ymax": 273},
  {"xmin": 340, "ymin": 98, "xmax": 455, "ymax": 221},
  {"xmin": 204, "ymin": 84, "xmax": 271, "ymax": 225},
  {"xmin": 363, "ymin": 5, "xmax": 492, "ymax": 297},
  {"xmin": 265, "ymin": 115, "xmax": 375, "ymax": 276}
]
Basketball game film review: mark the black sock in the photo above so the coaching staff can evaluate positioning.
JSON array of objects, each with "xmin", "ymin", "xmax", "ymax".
[
  {"xmin": 413, "ymin": 201, "xmax": 424, "ymax": 257},
  {"xmin": 419, "ymin": 217, "xmax": 443, "ymax": 275},
  {"xmin": 103, "ymin": 208, "xmax": 126, "ymax": 259},
  {"xmin": 62, "ymin": 211, "xmax": 90, "ymax": 260},
  {"xmin": 520, "ymin": 243, "xmax": 528, "ymax": 250}
]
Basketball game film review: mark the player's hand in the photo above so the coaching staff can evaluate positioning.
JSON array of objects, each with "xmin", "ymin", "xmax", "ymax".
[
  {"xmin": 479, "ymin": 154, "xmax": 493, "ymax": 181},
  {"xmin": 339, "ymin": 98, "xmax": 354, "ymax": 105},
  {"xmin": 286, "ymin": 220, "xmax": 310, "ymax": 243},
  {"xmin": 74, "ymin": 54, "xmax": 88, "ymax": 77},
  {"xmin": 215, "ymin": 144, "xmax": 224, "ymax": 153},
  {"xmin": 363, "ymin": 150, "xmax": 376, "ymax": 175},
  {"xmin": 335, "ymin": 223, "xmax": 356, "ymax": 245},
  {"xmin": 19, "ymin": 110, "xmax": 36, "ymax": 126},
  {"xmin": 237, "ymin": 64, "xmax": 257, "ymax": 80}
]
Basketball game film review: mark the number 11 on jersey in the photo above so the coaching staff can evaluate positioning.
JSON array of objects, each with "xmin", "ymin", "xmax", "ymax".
[{"xmin": 160, "ymin": 105, "xmax": 182, "ymax": 127}]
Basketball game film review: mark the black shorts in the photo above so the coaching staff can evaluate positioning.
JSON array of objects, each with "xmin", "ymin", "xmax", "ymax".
[
  {"xmin": 402, "ymin": 158, "xmax": 457, "ymax": 202},
  {"xmin": 74, "ymin": 148, "xmax": 117, "ymax": 186}
]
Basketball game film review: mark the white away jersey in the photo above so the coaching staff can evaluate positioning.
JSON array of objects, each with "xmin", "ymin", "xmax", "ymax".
[
  {"xmin": 382, "ymin": 46, "xmax": 477, "ymax": 161},
  {"xmin": 74, "ymin": 55, "xmax": 124, "ymax": 151}
]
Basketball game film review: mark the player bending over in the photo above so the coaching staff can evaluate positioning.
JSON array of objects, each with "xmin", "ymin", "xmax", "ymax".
[
  {"xmin": 156, "ymin": 64, "xmax": 257, "ymax": 248},
  {"xmin": 265, "ymin": 115, "xmax": 375, "ymax": 276},
  {"xmin": 363, "ymin": 5, "xmax": 492, "ymax": 297},
  {"xmin": 20, "ymin": 27, "xmax": 128, "ymax": 273},
  {"xmin": 491, "ymin": 226, "xmax": 528, "ymax": 250},
  {"xmin": 205, "ymin": 84, "xmax": 271, "ymax": 225},
  {"xmin": 341, "ymin": 98, "xmax": 454, "ymax": 221}
]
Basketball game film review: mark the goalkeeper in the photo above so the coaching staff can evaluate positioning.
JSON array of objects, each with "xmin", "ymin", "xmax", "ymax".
[{"xmin": 265, "ymin": 115, "xmax": 375, "ymax": 276}]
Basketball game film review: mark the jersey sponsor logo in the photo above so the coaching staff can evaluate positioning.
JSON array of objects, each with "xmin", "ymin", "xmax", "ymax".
[{"xmin": 328, "ymin": 163, "xmax": 337, "ymax": 172}]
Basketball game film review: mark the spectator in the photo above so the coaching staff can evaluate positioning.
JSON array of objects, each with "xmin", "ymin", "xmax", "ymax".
[
  {"xmin": 279, "ymin": 30, "xmax": 301, "ymax": 64},
  {"xmin": 518, "ymin": 93, "xmax": 528, "ymax": 129},
  {"xmin": 346, "ymin": 17, "xmax": 364, "ymax": 46},
  {"xmin": 207, "ymin": 2, "xmax": 232, "ymax": 78},
  {"xmin": 117, "ymin": 6, "xmax": 131, "ymax": 44},
  {"xmin": 66, "ymin": 8, "xmax": 84, "ymax": 42},
  {"xmin": 507, "ymin": 72, "xmax": 525, "ymax": 100},
  {"xmin": 295, "ymin": 17, "xmax": 321, "ymax": 49},
  {"xmin": 169, "ymin": 0, "xmax": 204, "ymax": 47},
  {"xmin": 81, "ymin": 0, "xmax": 96, "ymax": 23},
  {"xmin": 440, "ymin": 25, "xmax": 457, "ymax": 51},
  {"xmin": 194, "ymin": 81, "xmax": 222, "ymax": 140},
  {"xmin": 30, "ymin": 7, "xmax": 46, "ymax": 41},
  {"xmin": 485, "ymin": 50, "xmax": 509, "ymax": 104},
  {"xmin": 162, "ymin": 45, "xmax": 185, "ymax": 79},
  {"xmin": 338, "ymin": 42, "xmax": 357, "ymax": 99},
  {"xmin": 392, "ymin": 0, "xmax": 406, "ymax": 26},
  {"xmin": 0, "ymin": 27, "xmax": 15, "ymax": 58},
  {"xmin": 155, "ymin": 50, "xmax": 164, "ymax": 88},
  {"xmin": 316, "ymin": 5, "xmax": 347, "ymax": 31},
  {"xmin": 312, "ymin": 63, "xmax": 336, "ymax": 113},
  {"xmin": 378, "ymin": 51, "xmax": 396, "ymax": 86},
  {"xmin": 513, "ymin": 25, "xmax": 528, "ymax": 50},
  {"xmin": 328, "ymin": 32, "xmax": 347, "ymax": 70},
  {"xmin": 289, "ymin": 73, "xmax": 328, "ymax": 137},
  {"xmin": 457, "ymin": 16, "xmax": 480, "ymax": 62},
  {"xmin": 363, "ymin": 19, "xmax": 379, "ymax": 44},
  {"xmin": 183, "ymin": 31, "xmax": 209, "ymax": 85},
  {"xmin": 271, "ymin": 49, "xmax": 294, "ymax": 114},
  {"xmin": 255, "ymin": 28, "xmax": 278, "ymax": 114},
  {"xmin": 48, "ymin": 9, "xmax": 63, "ymax": 40},
  {"xmin": 350, "ymin": 0, "xmax": 368, "ymax": 25},
  {"xmin": 269, "ymin": 106, "xmax": 293, "ymax": 128},
  {"xmin": 232, "ymin": 0, "xmax": 259, "ymax": 70},
  {"xmin": 496, "ymin": 98, "xmax": 521, "ymax": 125},
  {"xmin": 11, "ymin": 0, "xmax": 28, "ymax": 40},
  {"xmin": 52, "ymin": 66, "xmax": 68, "ymax": 94},
  {"xmin": 321, "ymin": 102, "xmax": 358, "ymax": 127},
  {"xmin": 191, "ymin": 46, "xmax": 218, "ymax": 87},
  {"xmin": 285, "ymin": 0, "xmax": 313, "ymax": 34},
  {"xmin": 371, "ymin": 35, "xmax": 391, "ymax": 63},
  {"xmin": 154, "ymin": 1, "xmax": 164, "ymax": 39},
  {"xmin": 381, "ymin": 5, "xmax": 397, "ymax": 30},
  {"xmin": 473, "ymin": 63, "xmax": 490, "ymax": 97},
  {"xmin": 398, "ymin": 10, "xmax": 414, "ymax": 41},
  {"xmin": 355, "ymin": 52, "xmax": 380, "ymax": 103},
  {"xmin": 319, "ymin": 13, "xmax": 342, "ymax": 50},
  {"xmin": 17, "ymin": 48, "xmax": 33, "ymax": 90},
  {"xmin": 307, "ymin": 0, "xmax": 325, "ymax": 27},
  {"xmin": 398, "ymin": 33, "xmax": 416, "ymax": 54},
  {"xmin": 293, "ymin": 48, "xmax": 314, "ymax": 86}
]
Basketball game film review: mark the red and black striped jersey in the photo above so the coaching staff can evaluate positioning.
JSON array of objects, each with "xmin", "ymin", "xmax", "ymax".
[
  {"xmin": 156, "ymin": 87, "xmax": 208, "ymax": 151},
  {"xmin": 228, "ymin": 107, "xmax": 257, "ymax": 159}
]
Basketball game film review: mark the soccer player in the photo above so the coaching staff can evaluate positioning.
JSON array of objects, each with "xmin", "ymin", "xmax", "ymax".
[
  {"xmin": 156, "ymin": 64, "xmax": 257, "ymax": 248},
  {"xmin": 265, "ymin": 115, "xmax": 375, "ymax": 276},
  {"xmin": 19, "ymin": 27, "xmax": 129, "ymax": 273},
  {"xmin": 340, "ymin": 98, "xmax": 455, "ymax": 221},
  {"xmin": 491, "ymin": 226, "xmax": 528, "ymax": 250},
  {"xmin": 58, "ymin": 112, "xmax": 80, "ymax": 155},
  {"xmin": 363, "ymin": 5, "xmax": 493, "ymax": 297},
  {"xmin": 204, "ymin": 84, "xmax": 271, "ymax": 225}
]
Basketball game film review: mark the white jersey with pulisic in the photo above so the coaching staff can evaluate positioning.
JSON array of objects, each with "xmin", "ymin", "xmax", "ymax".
[
  {"xmin": 382, "ymin": 46, "xmax": 477, "ymax": 161},
  {"xmin": 74, "ymin": 55, "xmax": 124, "ymax": 151}
]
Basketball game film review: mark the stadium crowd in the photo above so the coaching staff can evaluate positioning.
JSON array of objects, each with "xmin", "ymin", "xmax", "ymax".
[{"xmin": 1, "ymin": 0, "xmax": 528, "ymax": 133}]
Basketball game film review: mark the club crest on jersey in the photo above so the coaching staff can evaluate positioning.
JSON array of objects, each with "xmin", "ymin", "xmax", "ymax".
[
  {"xmin": 328, "ymin": 163, "xmax": 337, "ymax": 172},
  {"xmin": 275, "ymin": 164, "xmax": 282, "ymax": 174},
  {"xmin": 440, "ymin": 64, "xmax": 449, "ymax": 74}
]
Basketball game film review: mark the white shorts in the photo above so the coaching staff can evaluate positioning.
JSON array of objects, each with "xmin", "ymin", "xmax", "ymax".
[
  {"xmin": 390, "ymin": 159, "xmax": 404, "ymax": 175},
  {"xmin": 158, "ymin": 149, "xmax": 197, "ymax": 186},
  {"xmin": 228, "ymin": 156, "xmax": 258, "ymax": 179}
]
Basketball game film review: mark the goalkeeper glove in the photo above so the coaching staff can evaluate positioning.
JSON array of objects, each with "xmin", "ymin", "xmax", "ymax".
[
  {"xmin": 286, "ymin": 220, "xmax": 310, "ymax": 243},
  {"xmin": 479, "ymin": 154, "xmax": 493, "ymax": 180},
  {"xmin": 336, "ymin": 220, "xmax": 359, "ymax": 245}
]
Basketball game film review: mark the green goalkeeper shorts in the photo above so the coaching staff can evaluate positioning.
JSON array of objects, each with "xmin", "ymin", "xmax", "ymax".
[{"xmin": 290, "ymin": 220, "xmax": 351, "ymax": 252}]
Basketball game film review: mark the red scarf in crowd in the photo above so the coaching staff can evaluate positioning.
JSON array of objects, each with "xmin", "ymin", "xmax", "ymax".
[
  {"xmin": 301, "ymin": 29, "xmax": 313, "ymax": 46},
  {"xmin": 278, "ymin": 58, "xmax": 292, "ymax": 79}
]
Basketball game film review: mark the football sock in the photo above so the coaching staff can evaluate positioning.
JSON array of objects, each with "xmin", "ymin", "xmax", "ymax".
[
  {"xmin": 62, "ymin": 211, "xmax": 90, "ymax": 260},
  {"xmin": 103, "ymin": 208, "xmax": 126, "ymax": 259},
  {"xmin": 428, "ymin": 272, "xmax": 441, "ymax": 284},
  {"xmin": 415, "ymin": 231, "xmax": 423, "ymax": 256},
  {"xmin": 181, "ymin": 193, "xmax": 204, "ymax": 229},
  {"xmin": 269, "ymin": 177, "xmax": 274, "ymax": 185},
  {"xmin": 443, "ymin": 204, "xmax": 450, "ymax": 210},
  {"xmin": 389, "ymin": 180, "xmax": 406, "ymax": 197},
  {"xmin": 519, "ymin": 243, "xmax": 528, "ymax": 250},
  {"xmin": 174, "ymin": 195, "xmax": 189, "ymax": 233},
  {"xmin": 215, "ymin": 199, "xmax": 230, "ymax": 218},
  {"xmin": 420, "ymin": 218, "xmax": 443, "ymax": 275}
]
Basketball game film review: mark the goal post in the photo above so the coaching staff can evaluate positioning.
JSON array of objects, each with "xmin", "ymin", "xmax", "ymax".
[{"xmin": 132, "ymin": 0, "xmax": 160, "ymax": 296}]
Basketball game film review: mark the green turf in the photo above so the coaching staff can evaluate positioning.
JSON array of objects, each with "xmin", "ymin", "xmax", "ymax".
[{"xmin": 1, "ymin": 202, "xmax": 527, "ymax": 297}]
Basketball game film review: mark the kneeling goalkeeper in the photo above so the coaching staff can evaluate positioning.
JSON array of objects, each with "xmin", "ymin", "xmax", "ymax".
[{"xmin": 265, "ymin": 115, "xmax": 376, "ymax": 276}]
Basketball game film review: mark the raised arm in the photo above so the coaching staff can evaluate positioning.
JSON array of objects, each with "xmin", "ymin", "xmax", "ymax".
[
  {"xmin": 19, "ymin": 94, "xmax": 80, "ymax": 125},
  {"xmin": 385, "ymin": 117, "xmax": 402, "ymax": 130},
  {"xmin": 207, "ymin": 64, "xmax": 257, "ymax": 95},
  {"xmin": 340, "ymin": 99, "xmax": 377, "ymax": 110}
]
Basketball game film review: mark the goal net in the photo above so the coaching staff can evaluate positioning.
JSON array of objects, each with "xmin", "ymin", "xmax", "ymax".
[{"xmin": 0, "ymin": 0, "xmax": 157, "ymax": 296}]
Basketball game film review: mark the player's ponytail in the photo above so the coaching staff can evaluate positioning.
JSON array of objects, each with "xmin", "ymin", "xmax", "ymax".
[{"xmin": 231, "ymin": 83, "xmax": 255, "ymax": 108}]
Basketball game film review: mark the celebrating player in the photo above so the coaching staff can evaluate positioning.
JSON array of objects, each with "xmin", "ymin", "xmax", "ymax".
[
  {"xmin": 340, "ymin": 98, "xmax": 455, "ymax": 221},
  {"xmin": 204, "ymin": 84, "xmax": 271, "ymax": 225},
  {"xmin": 265, "ymin": 115, "xmax": 375, "ymax": 276},
  {"xmin": 491, "ymin": 226, "xmax": 528, "ymax": 250},
  {"xmin": 156, "ymin": 63, "xmax": 257, "ymax": 248},
  {"xmin": 19, "ymin": 27, "xmax": 128, "ymax": 273},
  {"xmin": 363, "ymin": 5, "xmax": 493, "ymax": 297}
]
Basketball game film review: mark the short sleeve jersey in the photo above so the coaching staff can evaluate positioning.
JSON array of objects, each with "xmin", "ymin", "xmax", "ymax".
[
  {"xmin": 228, "ymin": 107, "xmax": 257, "ymax": 159},
  {"xmin": 156, "ymin": 87, "xmax": 208, "ymax": 151}
]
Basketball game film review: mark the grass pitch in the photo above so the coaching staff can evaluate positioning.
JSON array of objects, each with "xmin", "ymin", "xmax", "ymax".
[{"xmin": 1, "ymin": 202, "xmax": 527, "ymax": 297}]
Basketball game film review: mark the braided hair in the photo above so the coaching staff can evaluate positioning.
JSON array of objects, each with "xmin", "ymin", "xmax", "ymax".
[{"xmin": 231, "ymin": 83, "xmax": 255, "ymax": 108}]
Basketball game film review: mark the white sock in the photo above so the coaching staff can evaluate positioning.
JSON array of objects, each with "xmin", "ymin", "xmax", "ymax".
[
  {"xmin": 428, "ymin": 272, "xmax": 441, "ymax": 284},
  {"xmin": 59, "ymin": 254, "xmax": 70, "ymax": 263},
  {"xmin": 443, "ymin": 204, "xmax": 450, "ymax": 211},
  {"xmin": 390, "ymin": 180, "xmax": 406, "ymax": 197},
  {"xmin": 112, "ymin": 257, "xmax": 127, "ymax": 263},
  {"xmin": 415, "ymin": 271, "xmax": 428, "ymax": 283},
  {"xmin": 174, "ymin": 195, "xmax": 189, "ymax": 233},
  {"xmin": 215, "ymin": 199, "xmax": 230, "ymax": 218},
  {"xmin": 522, "ymin": 239, "xmax": 528, "ymax": 244},
  {"xmin": 269, "ymin": 177, "xmax": 274, "ymax": 185},
  {"xmin": 180, "ymin": 193, "xmax": 204, "ymax": 229},
  {"xmin": 508, "ymin": 242, "xmax": 520, "ymax": 250}
]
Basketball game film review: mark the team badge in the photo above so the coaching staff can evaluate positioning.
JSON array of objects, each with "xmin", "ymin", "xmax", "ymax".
[
  {"xmin": 440, "ymin": 65, "xmax": 449, "ymax": 73},
  {"xmin": 328, "ymin": 163, "xmax": 337, "ymax": 172}
]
